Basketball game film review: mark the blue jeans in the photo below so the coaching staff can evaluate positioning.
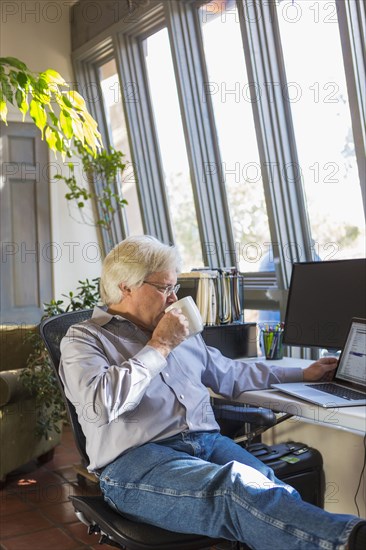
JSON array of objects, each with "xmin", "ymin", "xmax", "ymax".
[{"xmin": 99, "ymin": 431, "xmax": 360, "ymax": 550}]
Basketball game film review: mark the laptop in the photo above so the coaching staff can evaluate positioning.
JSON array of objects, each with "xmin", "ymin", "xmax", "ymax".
[{"xmin": 271, "ymin": 318, "xmax": 366, "ymax": 408}]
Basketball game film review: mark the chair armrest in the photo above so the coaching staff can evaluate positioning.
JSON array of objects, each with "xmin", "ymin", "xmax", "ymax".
[
  {"xmin": 212, "ymin": 402, "xmax": 277, "ymax": 428},
  {"xmin": 0, "ymin": 369, "xmax": 32, "ymax": 406},
  {"xmin": 212, "ymin": 401, "xmax": 277, "ymax": 440}
]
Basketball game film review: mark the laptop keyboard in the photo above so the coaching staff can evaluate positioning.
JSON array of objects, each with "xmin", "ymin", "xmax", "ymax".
[{"xmin": 306, "ymin": 383, "xmax": 365, "ymax": 401}]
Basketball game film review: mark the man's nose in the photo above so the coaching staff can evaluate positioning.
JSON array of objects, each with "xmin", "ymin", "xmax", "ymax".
[{"xmin": 166, "ymin": 292, "xmax": 178, "ymax": 304}]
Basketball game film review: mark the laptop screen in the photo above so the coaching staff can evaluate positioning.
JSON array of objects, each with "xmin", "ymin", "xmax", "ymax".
[{"xmin": 336, "ymin": 319, "xmax": 366, "ymax": 389}]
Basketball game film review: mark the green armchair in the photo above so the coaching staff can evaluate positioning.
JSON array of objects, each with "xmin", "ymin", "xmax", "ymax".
[{"xmin": 0, "ymin": 324, "xmax": 62, "ymax": 484}]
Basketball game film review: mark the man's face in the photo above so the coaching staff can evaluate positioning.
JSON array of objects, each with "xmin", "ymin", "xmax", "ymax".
[{"xmin": 126, "ymin": 270, "xmax": 178, "ymax": 331}]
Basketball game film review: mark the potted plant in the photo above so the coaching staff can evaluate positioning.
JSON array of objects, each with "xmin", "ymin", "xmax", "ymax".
[{"xmin": 0, "ymin": 56, "xmax": 102, "ymax": 157}]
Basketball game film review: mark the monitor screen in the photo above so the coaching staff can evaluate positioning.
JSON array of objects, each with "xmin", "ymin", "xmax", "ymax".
[{"xmin": 283, "ymin": 259, "xmax": 366, "ymax": 350}]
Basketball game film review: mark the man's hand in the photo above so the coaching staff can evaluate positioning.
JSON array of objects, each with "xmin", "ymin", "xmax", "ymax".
[
  {"xmin": 303, "ymin": 357, "xmax": 338, "ymax": 382},
  {"xmin": 148, "ymin": 309, "xmax": 189, "ymax": 357}
]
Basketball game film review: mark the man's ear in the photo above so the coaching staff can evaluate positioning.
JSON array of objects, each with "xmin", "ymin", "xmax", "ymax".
[{"xmin": 119, "ymin": 283, "xmax": 131, "ymax": 296}]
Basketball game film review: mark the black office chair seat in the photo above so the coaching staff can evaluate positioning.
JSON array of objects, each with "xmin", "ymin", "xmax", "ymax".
[{"xmin": 71, "ymin": 494, "xmax": 224, "ymax": 549}]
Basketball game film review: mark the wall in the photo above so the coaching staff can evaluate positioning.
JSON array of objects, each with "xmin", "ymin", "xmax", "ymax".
[{"xmin": 0, "ymin": 0, "xmax": 102, "ymax": 299}]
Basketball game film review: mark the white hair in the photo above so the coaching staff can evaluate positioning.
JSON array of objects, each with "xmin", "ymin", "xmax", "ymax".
[{"xmin": 100, "ymin": 235, "xmax": 182, "ymax": 305}]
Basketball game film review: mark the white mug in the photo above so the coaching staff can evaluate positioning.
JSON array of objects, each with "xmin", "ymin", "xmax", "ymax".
[{"xmin": 165, "ymin": 296, "xmax": 204, "ymax": 338}]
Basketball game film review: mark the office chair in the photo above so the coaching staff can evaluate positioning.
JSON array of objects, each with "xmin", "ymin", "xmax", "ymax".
[{"xmin": 40, "ymin": 309, "xmax": 279, "ymax": 550}]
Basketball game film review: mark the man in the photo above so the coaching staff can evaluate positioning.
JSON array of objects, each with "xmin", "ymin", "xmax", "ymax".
[{"xmin": 60, "ymin": 235, "xmax": 365, "ymax": 550}]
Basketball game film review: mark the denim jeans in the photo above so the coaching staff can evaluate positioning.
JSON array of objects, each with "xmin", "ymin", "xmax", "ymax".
[{"xmin": 99, "ymin": 431, "xmax": 360, "ymax": 550}]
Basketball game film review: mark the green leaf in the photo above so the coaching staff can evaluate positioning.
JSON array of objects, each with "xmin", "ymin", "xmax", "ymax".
[
  {"xmin": 45, "ymin": 126, "xmax": 58, "ymax": 152},
  {"xmin": 29, "ymin": 99, "xmax": 47, "ymax": 138},
  {"xmin": 8, "ymin": 70, "xmax": 19, "ymax": 88},
  {"xmin": 33, "ymin": 78, "xmax": 51, "ymax": 104},
  {"xmin": 61, "ymin": 94, "xmax": 73, "ymax": 109},
  {"xmin": 0, "ymin": 56, "xmax": 27, "ymax": 70},
  {"xmin": 41, "ymin": 69, "xmax": 67, "ymax": 86},
  {"xmin": 54, "ymin": 132, "xmax": 65, "ymax": 154},
  {"xmin": 34, "ymin": 77, "xmax": 48, "ymax": 94},
  {"xmin": 15, "ymin": 88, "xmax": 23, "ymax": 108},
  {"xmin": 83, "ymin": 121, "xmax": 98, "ymax": 153},
  {"xmin": 65, "ymin": 90, "xmax": 86, "ymax": 110},
  {"xmin": 16, "ymin": 71, "xmax": 29, "ymax": 89},
  {"xmin": 71, "ymin": 116, "xmax": 85, "ymax": 143},
  {"xmin": 19, "ymin": 98, "xmax": 29, "ymax": 119},
  {"xmin": 83, "ymin": 110, "xmax": 99, "ymax": 130},
  {"xmin": 48, "ymin": 111, "xmax": 59, "ymax": 126},
  {"xmin": 59, "ymin": 110, "xmax": 73, "ymax": 139},
  {"xmin": 0, "ymin": 100, "xmax": 8, "ymax": 124},
  {"xmin": 15, "ymin": 89, "xmax": 29, "ymax": 120},
  {"xmin": 1, "ymin": 80, "xmax": 14, "ymax": 103}
]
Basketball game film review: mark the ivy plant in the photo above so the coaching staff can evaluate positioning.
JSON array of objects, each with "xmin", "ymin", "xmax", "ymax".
[
  {"xmin": 54, "ymin": 142, "xmax": 128, "ymax": 233},
  {"xmin": 0, "ymin": 56, "xmax": 102, "ymax": 157}
]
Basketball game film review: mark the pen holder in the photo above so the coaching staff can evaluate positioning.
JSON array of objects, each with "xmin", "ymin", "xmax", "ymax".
[{"xmin": 259, "ymin": 325, "xmax": 284, "ymax": 360}]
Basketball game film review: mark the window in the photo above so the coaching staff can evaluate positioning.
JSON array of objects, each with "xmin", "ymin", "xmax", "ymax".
[
  {"xmin": 98, "ymin": 59, "xmax": 144, "ymax": 235},
  {"xmin": 277, "ymin": 0, "xmax": 365, "ymax": 260},
  {"xmin": 143, "ymin": 28, "xmax": 204, "ymax": 270},
  {"xmin": 200, "ymin": 0, "xmax": 272, "ymax": 273}
]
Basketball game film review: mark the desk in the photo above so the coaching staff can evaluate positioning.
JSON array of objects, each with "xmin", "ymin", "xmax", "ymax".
[
  {"xmin": 212, "ymin": 356, "xmax": 366, "ymax": 515},
  {"xmin": 234, "ymin": 358, "xmax": 365, "ymax": 436}
]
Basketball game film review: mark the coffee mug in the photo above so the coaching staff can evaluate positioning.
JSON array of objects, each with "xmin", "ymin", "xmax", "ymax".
[{"xmin": 165, "ymin": 296, "xmax": 204, "ymax": 337}]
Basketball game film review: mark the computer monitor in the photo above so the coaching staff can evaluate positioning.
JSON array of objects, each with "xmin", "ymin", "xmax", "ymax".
[{"xmin": 283, "ymin": 259, "xmax": 366, "ymax": 350}]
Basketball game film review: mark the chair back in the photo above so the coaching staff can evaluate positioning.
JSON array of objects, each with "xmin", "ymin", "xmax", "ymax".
[{"xmin": 39, "ymin": 309, "xmax": 93, "ymax": 466}]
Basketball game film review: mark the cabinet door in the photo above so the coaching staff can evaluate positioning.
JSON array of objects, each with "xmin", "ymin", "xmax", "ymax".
[{"xmin": 1, "ymin": 122, "xmax": 52, "ymax": 324}]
